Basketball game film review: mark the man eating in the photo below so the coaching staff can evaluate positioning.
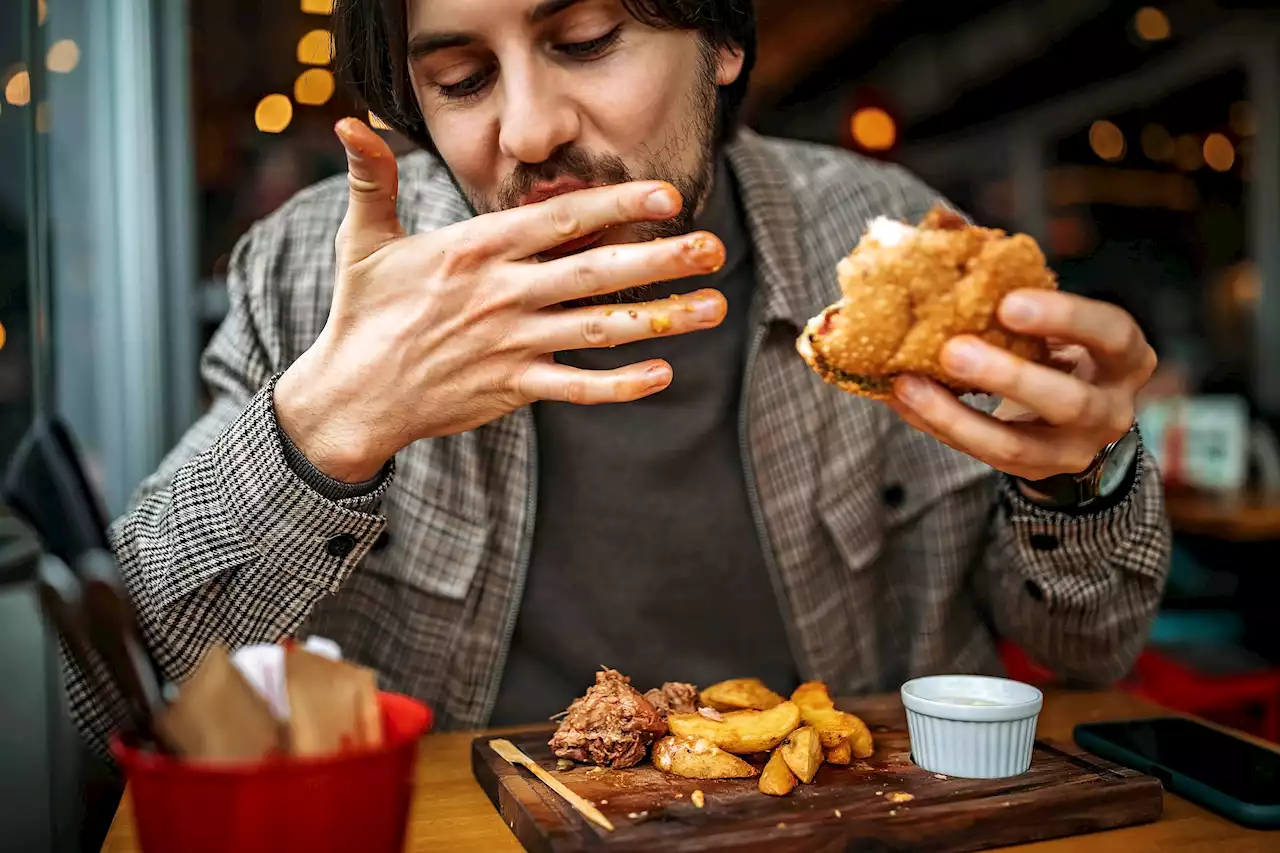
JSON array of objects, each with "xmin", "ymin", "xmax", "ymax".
[{"xmin": 65, "ymin": 0, "xmax": 1170, "ymax": 752}]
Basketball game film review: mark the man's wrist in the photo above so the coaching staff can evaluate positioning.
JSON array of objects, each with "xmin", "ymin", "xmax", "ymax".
[{"xmin": 273, "ymin": 365, "xmax": 388, "ymax": 484}]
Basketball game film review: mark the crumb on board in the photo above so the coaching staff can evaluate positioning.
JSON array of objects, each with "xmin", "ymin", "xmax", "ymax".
[
  {"xmin": 875, "ymin": 791, "xmax": 883, "ymax": 796},
  {"xmin": 674, "ymin": 792, "xmax": 684, "ymax": 799},
  {"xmin": 934, "ymin": 773, "xmax": 948, "ymax": 780},
  {"xmin": 600, "ymin": 799, "xmax": 608, "ymax": 805},
  {"xmin": 587, "ymin": 767, "xmax": 605, "ymax": 775},
  {"xmin": 556, "ymin": 759, "xmax": 574, "ymax": 772},
  {"xmin": 691, "ymin": 790, "xmax": 706, "ymax": 808},
  {"xmin": 627, "ymin": 811, "xmax": 649, "ymax": 820},
  {"xmin": 834, "ymin": 809, "xmax": 843, "ymax": 818},
  {"xmin": 889, "ymin": 809, "xmax": 898, "ymax": 817},
  {"xmin": 776, "ymin": 822, "xmax": 787, "ymax": 829},
  {"xmin": 887, "ymin": 792, "xmax": 914, "ymax": 804}
]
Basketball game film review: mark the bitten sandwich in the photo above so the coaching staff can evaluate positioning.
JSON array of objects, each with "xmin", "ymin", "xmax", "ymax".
[{"xmin": 797, "ymin": 205, "xmax": 1059, "ymax": 400}]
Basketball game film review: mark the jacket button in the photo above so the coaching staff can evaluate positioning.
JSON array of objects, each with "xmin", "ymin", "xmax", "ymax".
[
  {"xmin": 883, "ymin": 484, "xmax": 905, "ymax": 508},
  {"xmin": 1029, "ymin": 533, "xmax": 1059, "ymax": 552},
  {"xmin": 326, "ymin": 533, "xmax": 357, "ymax": 558}
]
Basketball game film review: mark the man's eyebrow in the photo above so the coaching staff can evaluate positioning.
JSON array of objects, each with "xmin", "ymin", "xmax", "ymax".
[
  {"xmin": 530, "ymin": 0, "xmax": 588, "ymax": 24},
  {"xmin": 406, "ymin": 32, "xmax": 473, "ymax": 61},
  {"xmin": 406, "ymin": 0, "xmax": 589, "ymax": 60}
]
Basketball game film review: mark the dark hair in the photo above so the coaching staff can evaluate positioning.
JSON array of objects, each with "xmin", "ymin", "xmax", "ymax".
[{"xmin": 332, "ymin": 0, "xmax": 756, "ymax": 154}]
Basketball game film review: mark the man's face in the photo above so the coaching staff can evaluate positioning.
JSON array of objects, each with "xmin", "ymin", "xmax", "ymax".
[{"xmin": 405, "ymin": 0, "xmax": 743, "ymax": 263}]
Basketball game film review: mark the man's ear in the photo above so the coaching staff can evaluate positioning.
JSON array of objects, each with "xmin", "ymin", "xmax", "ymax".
[{"xmin": 715, "ymin": 42, "xmax": 745, "ymax": 87}]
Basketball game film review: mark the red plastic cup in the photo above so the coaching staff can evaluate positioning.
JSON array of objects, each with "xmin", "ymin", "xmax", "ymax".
[{"xmin": 111, "ymin": 692, "xmax": 434, "ymax": 853}]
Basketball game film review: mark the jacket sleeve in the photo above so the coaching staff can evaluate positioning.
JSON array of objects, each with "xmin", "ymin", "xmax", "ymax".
[
  {"xmin": 62, "ymin": 220, "xmax": 393, "ymax": 760},
  {"xmin": 882, "ymin": 408, "xmax": 1172, "ymax": 686},
  {"xmin": 975, "ymin": 431, "xmax": 1173, "ymax": 684}
]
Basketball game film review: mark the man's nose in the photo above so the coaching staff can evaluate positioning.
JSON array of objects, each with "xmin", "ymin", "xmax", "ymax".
[{"xmin": 497, "ymin": 65, "xmax": 580, "ymax": 166}]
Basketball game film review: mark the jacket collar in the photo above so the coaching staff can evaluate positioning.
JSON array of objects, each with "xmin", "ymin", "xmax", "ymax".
[{"xmin": 724, "ymin": 127, "xmax": 814, "ymax": 331}]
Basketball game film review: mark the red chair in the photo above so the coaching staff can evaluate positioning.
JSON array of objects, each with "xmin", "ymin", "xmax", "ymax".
[{"xmin": 997, "ymin": 641, "xmax": 1280, "ymax": 742}]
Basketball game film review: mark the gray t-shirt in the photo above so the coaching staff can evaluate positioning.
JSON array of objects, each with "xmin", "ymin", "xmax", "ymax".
[{"xmin": 488, "ymin": 157, "xmax": 799, "ymax": 725}]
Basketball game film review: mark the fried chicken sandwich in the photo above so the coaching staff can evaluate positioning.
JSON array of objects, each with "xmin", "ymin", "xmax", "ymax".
[{"xmin": 797, "ymin": 205, "xmax": 1059, "ymax": 400}]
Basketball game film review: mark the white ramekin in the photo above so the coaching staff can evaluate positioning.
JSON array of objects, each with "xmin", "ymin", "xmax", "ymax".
[{"xmin": 900, "ymin": 674, "xmax": 1043, "ymax": 779}]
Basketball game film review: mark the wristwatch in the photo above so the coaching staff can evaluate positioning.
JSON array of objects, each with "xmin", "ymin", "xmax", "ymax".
[{"xmin": 1019, "ymin": 423, "xmax": 1142, "ymax": 509}]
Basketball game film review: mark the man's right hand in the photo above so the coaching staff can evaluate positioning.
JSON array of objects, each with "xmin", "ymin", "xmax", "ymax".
[{"xmin": 274, "ymin": 118, "xmax": 729, "ymax": 482}]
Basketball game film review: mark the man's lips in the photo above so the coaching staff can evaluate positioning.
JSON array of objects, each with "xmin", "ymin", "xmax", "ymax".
[
  {"xmin": 520, "ymin": 179, "xmax": 606, "ymax": 256},
  {"xmin": 519, "ymin": 178, "xmax": 599, "ymax": 207}
]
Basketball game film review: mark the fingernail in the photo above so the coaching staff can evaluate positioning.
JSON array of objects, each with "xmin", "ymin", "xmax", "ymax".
[
  {"xmin": 1002, "ymin": 293, "xmax": 1040, "ymax": 326},
  {"xmin": 944, "ymin": 339, "xmax": 982, "ymax": 377},
  {"xmin": 896, "ymin": 376, "xmax": 926, "ymax": 405},
  {"xmin": 646, "ymin": 363, "xmax": 672, "ymax": 384},
  {"xmin": 647, "ymin": 188, "xmax": 678, "ymax": 216},
  {"xmin": 692, "ymin": 297, "xmax": 722, "ymax": 321}
]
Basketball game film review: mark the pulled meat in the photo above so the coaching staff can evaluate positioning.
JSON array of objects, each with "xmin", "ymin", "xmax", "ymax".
[
  {"xmin": 549, "ymin": 669, "xmax": 667, "ymax": 769},
  {"xmin": 643, "ymin": 682, "xmax": 699, "ymax": 720}
]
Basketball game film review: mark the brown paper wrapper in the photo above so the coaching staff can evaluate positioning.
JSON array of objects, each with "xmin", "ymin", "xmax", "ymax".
[
  {"xmin": 156, "ymin": 644, "xmax": 283, "ymax": 763},
  {"xmin": 283, "ymin": 645, "xmax": 383, "ymax": 757}
]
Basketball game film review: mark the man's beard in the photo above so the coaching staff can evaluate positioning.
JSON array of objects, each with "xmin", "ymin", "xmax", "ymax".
[{"xmin": 446, "ymin": 51, "xmax": 719, "ymax": 306}]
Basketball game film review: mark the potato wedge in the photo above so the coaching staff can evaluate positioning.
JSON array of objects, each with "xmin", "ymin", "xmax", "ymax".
[
  {"xmin": 825, "ymin": 738, "xmax": 853, "ymax": 765},
  {"xmin": 779, "ymin": 725, "xmax": 823, "ymax": 784},
  {"xmin": 652, "ymin": 736, "xmax": 759, "ymax": 780},
  {"xmin": 759, "ymin": 747, "xmax": 798, "ymax": 796},
  {"xmin": 668, "ymin": 700, "xmax": 802, "ymax": 754},
  {"xmin": 791, "ymin": 682, "xmax": 874, "ymax": 758},
  {"xmin": 699, "ymin": 678, "xmax": 785, "ymax": 712}
]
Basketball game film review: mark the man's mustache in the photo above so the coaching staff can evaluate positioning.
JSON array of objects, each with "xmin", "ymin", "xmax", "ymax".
[{"xmin": 497, "ymin": 146, "xmax": 633, "ymax": 210}]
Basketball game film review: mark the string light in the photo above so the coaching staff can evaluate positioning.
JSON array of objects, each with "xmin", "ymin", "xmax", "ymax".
[
  {"xmin": 4, "ymin": 68, "xmax": 30, "ymax": 107},
  {"xmin": 294, "ymin": 68, "xmax": 335, "ymax": 106},
  {"xmin": 1088, "ymin": 120, "xmax": 1125, "ymax": 161},
  {"xmin": 1203, "ymin": 133, "xmax": 1235, "ymax": 172},
  {"xmin": 37, "ymin": 0, "xmax": 47, "ymax": 24},
  {"xmin": 301, "ymin": 0, "xmax": 334, "ymax": 13},
  {"xmin": 255, "ymin": 94, "xmax": 293, "ymax": 133},
  {"xmin": 297, "ymin": 29, "xmax": 334, "ymax": 66},
  {"xmin": 1134, "ymin": 7, "xmax": 1171, "ymax": 41},
  {"xmin": 1174, "ymin": 134, "xmax": 1202, "ymax": 171},
  {"xmin": 46, "ymin": 39, "xmax": 80, "ymax": 74},
  {"xmin": 1230, "ymin": 101, "xmax": 1255, "ymax": 137},
  {"xmin": 0, "ymin": 320, "xmax": 6, "ymax": 353},
  {"xmin": 1140, "ymin": 124, "xmax": 1174, "ymax": 162},
  {"xmin": 850, "ymin": 107, "xmax": 896, "ymax": 151}
]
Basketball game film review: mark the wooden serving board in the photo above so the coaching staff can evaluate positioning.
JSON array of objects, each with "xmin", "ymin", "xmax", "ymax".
[{"xmin": 471, "ymin": 695, "xmax": 1164, "ymax": 853}]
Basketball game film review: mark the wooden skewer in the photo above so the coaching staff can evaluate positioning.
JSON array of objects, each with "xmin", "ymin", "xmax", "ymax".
[{"xmin": 488, "ymin": 739, "xmax": 615, "ymax": 832}]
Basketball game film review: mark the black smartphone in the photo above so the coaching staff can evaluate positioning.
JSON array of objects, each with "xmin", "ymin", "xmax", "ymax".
[{"xmin": 1075, "ymin": 716, "xmax": 1280, "ymax": 829}]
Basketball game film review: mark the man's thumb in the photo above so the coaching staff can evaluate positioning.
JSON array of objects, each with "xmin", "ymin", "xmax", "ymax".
[{"xmin": 335, "ymin": 117, "xmax": 404, "ymax": 256}]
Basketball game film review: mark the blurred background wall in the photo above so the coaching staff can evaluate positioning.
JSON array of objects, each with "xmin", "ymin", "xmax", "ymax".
[{"xmin": 3, "ymin": 3, "xmax": 1280, "ymax": 847}]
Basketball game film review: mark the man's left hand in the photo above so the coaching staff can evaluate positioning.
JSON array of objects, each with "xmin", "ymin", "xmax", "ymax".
[{"xmin": 886, "ymin": 289, "xmax": 1157, "ymax": 483}]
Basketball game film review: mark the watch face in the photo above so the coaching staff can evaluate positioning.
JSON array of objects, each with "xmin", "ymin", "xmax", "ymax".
[{"xmin": 1099, "ymin": 430, "xmax": 1139, "ymax": 496}]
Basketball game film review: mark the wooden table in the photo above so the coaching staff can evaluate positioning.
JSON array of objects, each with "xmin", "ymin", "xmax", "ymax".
[
  {"xmin": 101, "ymin": 689, "xmax": 1277, "ymax": 852},
  {"xmin": 1164, "ymin": 490, "xmax": 1280, "ymax": 541}
]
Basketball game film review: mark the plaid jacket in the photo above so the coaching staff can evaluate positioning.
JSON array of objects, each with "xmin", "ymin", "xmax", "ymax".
[{"xmin": 65, "ymin": 129, "xmax": 1172, "ymax": 757}]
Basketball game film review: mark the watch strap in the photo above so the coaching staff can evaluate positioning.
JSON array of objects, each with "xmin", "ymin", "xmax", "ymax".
[{"xmin": 1017, "ymin": 423, "xmax": 1141, "ymax": 511}]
